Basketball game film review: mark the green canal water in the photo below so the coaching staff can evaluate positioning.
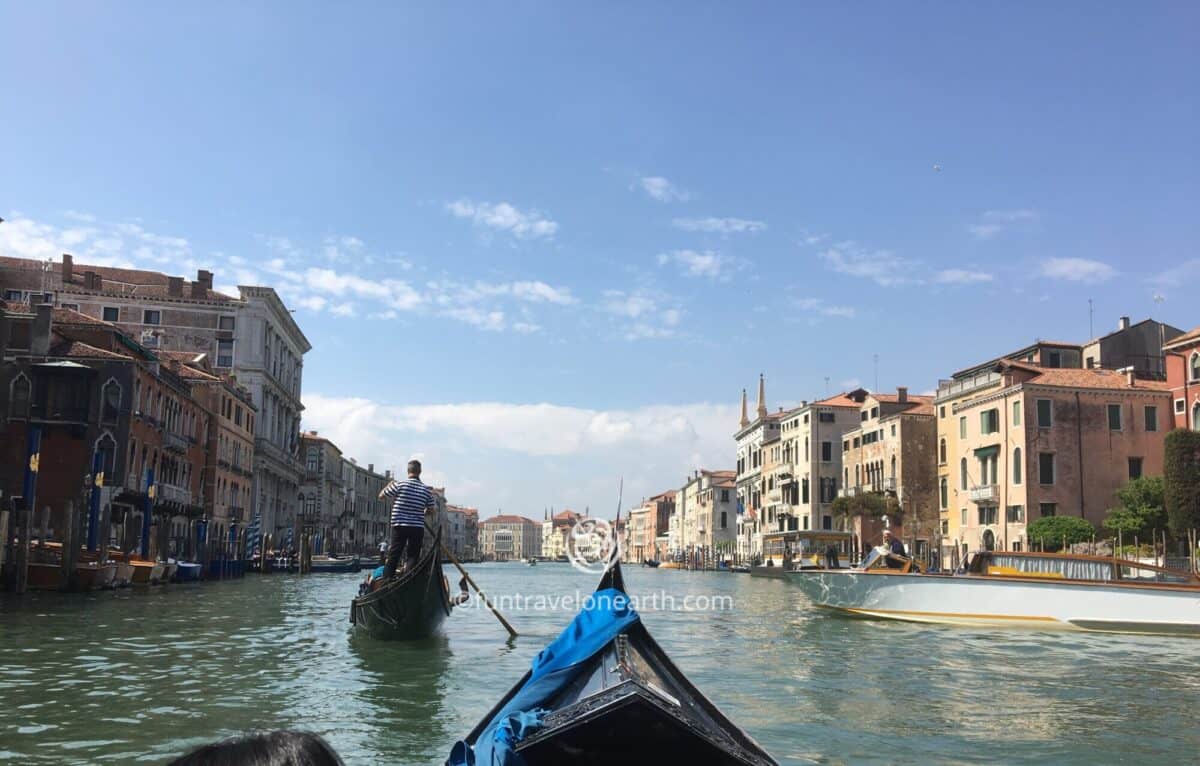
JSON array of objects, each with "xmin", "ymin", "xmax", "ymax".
[{"xmin": 2, "ymin": 564, "xmax": 1199, "ymax": 765}]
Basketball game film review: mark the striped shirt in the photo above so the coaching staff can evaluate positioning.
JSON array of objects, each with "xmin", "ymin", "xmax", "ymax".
[{"xmin": 383, "ymin": 477, "xmax": 436, "ymax": 528}]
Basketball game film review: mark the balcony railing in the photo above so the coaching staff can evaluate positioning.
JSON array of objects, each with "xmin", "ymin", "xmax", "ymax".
[
  {"xmin": 767, "ymin": 489, "xmax": 782, "ymax": 504},
  {"xmin": 839, "ymin": 485, "xmax": 860, "ymax": 498},
  {"xmin": 156, "ymin": 482, "xmax": 192, "ymax": 507},
  {"xmin": 164, "ymin": 431, "xmax": 189, "ymax": 453},
  {"xmin": 883, "ymin": 477, "xmax": 896, "ymax": 492},
  {"xmin": 969, "ymin": 485, "xmax": 999, "ymax": 503}
]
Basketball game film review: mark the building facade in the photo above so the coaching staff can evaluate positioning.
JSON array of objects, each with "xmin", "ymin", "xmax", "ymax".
[
  {"xmin": 733, "ymin": 375, "xmax": 781, "ymax": 560},
  {"xmin": 1164, "ymin": 327, "xmax": 1200, "ymax": 430},
  {"xmin": 839, "ymin": 388, "xmax": 936, "ymax": 557},
  {"xmin": 951, "ymin": 361, "xmax": 1169, "ymax": 556},
  {"xmin": 480, "ymin": 515, "xmax": 539, "ymax": 561},
  {"xmin": 299, "ymin": 432, "xmax": 345, "ymax": 554}
]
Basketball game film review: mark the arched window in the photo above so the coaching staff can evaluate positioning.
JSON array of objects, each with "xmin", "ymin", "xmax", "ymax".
[
  {"xmin": 1013, "ymin": 447, "xmax": 1022, "ymax": 485},
  {"xmin": 1191, "ymin": 352, "xmax": 1200, "ymax": 382},
  {"xmin": 940, "ymin": 478, "xmax": 948, "ymax": 509},
  {"xmin": 101, "ymin": 379, "xmax": 122, "ymax": 423},
  {"xmin": 960, "ymin": 457, "xmax": 968, "ymax": 490},
  {"xmin": 94, "ymin": 432, "xmax": 118, "ymax": 480},
  {"xmin": 9, "ymin": 374, "xmax": 31, "ymax": 419},
  {"xmin": 939, "ymin": 438, "xmax": 946, "ymax": 464},
  {"xmin": 890, "ymin": 455, "xmax": 897, "ymax": 479}
]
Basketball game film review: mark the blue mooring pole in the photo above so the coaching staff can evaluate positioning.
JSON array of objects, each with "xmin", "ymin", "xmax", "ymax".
[
  {"xmin": 140, "ymin": 467, "xmax": 155, "ymax": 559},
  {"xmin": 22, "ymin": 425, "xmax": 43, "ymax": 516},
  {"xmin": 86, "ymin": 451, "xmax": 103, "ymax": 551}
]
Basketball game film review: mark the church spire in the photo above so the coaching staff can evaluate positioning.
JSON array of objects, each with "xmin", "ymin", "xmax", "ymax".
[
  {"xmin": 756, "ymin": 373, "xmax": 767, "ymax": 420},
  {"xmin": 739, "ymin": 388, "xmax": 749, "ymax": 428}
]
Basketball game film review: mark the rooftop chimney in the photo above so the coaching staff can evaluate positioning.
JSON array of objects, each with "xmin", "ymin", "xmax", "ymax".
[
  {"xmin": 92, "ymin": 272, "xmax": 103, "ymax": 291},
  {"xmin": 32, "ymin": 304, "xmax": 52, "ymax": 356},
  {"xmin": 198, "ymin": 269, "xmax": 213, "ymax": 290},
  {"xmin": 1126, "ymin": 368, "xmax": 1136, "ymax": 387},
  {"xmin": 1119, "ymin": 316, "xmax": 1130, "ymax": 331},
  {"xmin": 62, "ymin": 254, "xmax": 74, "ymax": 283},
  {"xmin": 168, "ymin": 276, "xmax": 184, "ymax": 297},
  {"xmin": 897, "ymin": 386, "xmax": 908, "ymax": 403}
]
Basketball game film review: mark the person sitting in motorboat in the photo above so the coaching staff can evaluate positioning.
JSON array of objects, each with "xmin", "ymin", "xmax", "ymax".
[{"xmin": 883, "ymin": 530, "xmax": 907, "ymax": 569}]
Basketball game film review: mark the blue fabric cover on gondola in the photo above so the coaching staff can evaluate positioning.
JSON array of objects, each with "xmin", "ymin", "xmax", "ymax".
[{"xmin": 448, "ymin": 587, "xmax": 640, "ymax": 766}]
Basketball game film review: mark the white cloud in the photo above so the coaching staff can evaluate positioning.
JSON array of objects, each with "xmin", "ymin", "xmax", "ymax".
[
  {"xmin": 509, "ymin": 281, "xmax": 576, "ymax": 305},
  {"xmin": 671, "ymin": 217, "xmax": 765, "ymax": 235},
  {"xmin": 968, "ymin": 209, "xmax": 1039, "ymax": 239},
  {"xmin": 445, "ymin": 199, "xmax": 558, "ymax": 239},
  {"xmin": 793, "ymin": 297, "xmax": 856, "ymax": 318},
  {"xmin": 819, "ymin": 243, "xmax": 918, "ymax": 287},
  {"xmin": 637, "ymin": 176, "xmax": 689, "ymax": 203},
  {"xmin": 329, "ymin": 303, "xmax": 356, "ymax": 317},
  {"xmin": 301, "ymin": 393, "xmax": 739, "ymax": 513},
  {"xmin": 1147, "ymin": 258, "xmax": 1200, "ymax": 287},
  {"xmin": 1038, "ymin": 257, "xmax": 1116, "ymax": 284},
  {"xmin": 322, "ymin": 235, "xmax": 365, "ymax": 261},
  {"xmin": 601, "ymin": 289, "xmax": 683, "ymax": 340},
  {"xmin": 933, "ymin": 269, "xmax": 994, "ymax": 284},
  {"xmin": 656, "ymin": 249, "xmax": 743, "ymax": 281}
]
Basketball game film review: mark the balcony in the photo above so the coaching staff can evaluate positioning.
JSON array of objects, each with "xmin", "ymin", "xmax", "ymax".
[
  {"xmin": 969, "ymin": 485, "xmax": 999, "ymax": 504},
  {"xmin": 228, "ymin": 506, "xmax": 245, "ymax": 522},
  {"xmin": 883, "ymin": 477, "xmax": 896, "ymax": 492},
  {"xmin": 767, "ymin": 489, "xmax": 782, "ymax": 504},
  {"xmin": 156, "ymin": 482, "xmax": 192, "ymax": 507},
  {"xmin": 164, "ymin": 431, "xmax": 189, "ymax": 453},
  {"xmin": 839, "ymin": 485, "xmax": 860, "ymax": 498}
]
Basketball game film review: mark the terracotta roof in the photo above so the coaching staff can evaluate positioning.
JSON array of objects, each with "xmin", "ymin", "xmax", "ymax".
[
  {"xmin": 904, "ymin": 401, "xmax": 936, "ymax": 416},
  {"xmin": 873, "ymin": 393, "xmax": 934, "ymax": 405},
  {"xmin": 712, "ymin": 476, "xmax": 736, "ymax": 489},
  {"xmin": 167, "ymin": 361, "xmax": 220, "ymax": 382},
  {"xmin": 155, "ymin": 349, "xmax": 208, "ymax": 364},
  {"xmin": 482, "ymin": 514, "xmax": 538, "ymax": 525},
  {"xmin": 1024, "ymin": 367, "xmax": 1170, "ymax": 391},
  {"xmin": 52, "ymin": 307, "xmax": 115, "ymax": 326},
  {"xmin": 1164, "ymin": 326, "xmax": 1200, "ymax": 350},
  {"xmin": 552, "ymin": 510, "xmax": 580, "ymax": 521},
  {"xmin": 48, "ymin": 339, "xmax": 131, "ymax": 361},
  {"xmin": 0, "ymin": 255, "xmax": 239, "ymax": 302},
  {"xmin": 815, "ymin": 391, "xmax": 866, "ymax": 408},
  {"xmin": 709, "ymin": 470, "xmax": 736, "ymax": 479}
]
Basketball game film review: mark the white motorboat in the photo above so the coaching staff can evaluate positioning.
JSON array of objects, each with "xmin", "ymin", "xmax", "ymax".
[{"xmin": 791, "ymin": 547, "xmax": 1200, "ymax": 636}]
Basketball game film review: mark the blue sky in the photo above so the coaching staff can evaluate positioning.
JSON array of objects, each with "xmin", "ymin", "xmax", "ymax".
[{"xmin": 2, "ymin": 2, "xmax": 1197, "ymax": 517}]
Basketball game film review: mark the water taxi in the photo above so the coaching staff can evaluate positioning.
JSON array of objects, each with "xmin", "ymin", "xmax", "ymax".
[{"xmin": 791, "ymin": 548, "xmax": 1200, "ymax": 636}]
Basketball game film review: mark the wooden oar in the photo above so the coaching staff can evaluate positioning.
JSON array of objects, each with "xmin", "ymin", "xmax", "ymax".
[{"xmin": 425, "ymin": 522, "xmax": 518, "ymax": 638}]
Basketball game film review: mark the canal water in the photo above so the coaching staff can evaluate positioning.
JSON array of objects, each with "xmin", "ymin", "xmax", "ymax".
[{"xmin": 2, "ymin": 564, "xmax": 1199, "ymax": 765}]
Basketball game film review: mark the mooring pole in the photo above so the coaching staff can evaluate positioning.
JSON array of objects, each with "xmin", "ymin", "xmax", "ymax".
[
  {"xmin": 87, "ymin": 451, "xmax": 103, "ymax": 551},
  {"xmin": 140, "ymin": 468, "xmax": 155, "ymax": 559}
]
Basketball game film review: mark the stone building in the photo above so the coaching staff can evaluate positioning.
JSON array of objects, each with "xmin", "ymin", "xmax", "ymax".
[
  {"xmin": 444, "ymin": 504, "xmax": 479, "ymax": 560},
  {"xmin": 1081, "ymin": 316, "xmax": 1183, "ymax": 378},
  {"xmin": 0, "ymin": 303, "xmax": 215, "ymax": 563},
  {"xmin": 949, "ymin": 361, "xmax": 1169, "ymax": 557},
  {"xmin": 479, "ymin": 514, "xmax": 539, "ymax": 561},
  {"xmin": 1164, "ymin": 326, "xmax": 1200, "ymax": 430},
  {"xmin": 0, "ymin": 254, "xmax": 311, "ymax": 542},
  {"xmin": 541, "ymin": 509, "xmax": 580, "ymax": 561},
  {"xmin": 347, "ymin": 460, "xmax": 390, "ymax": 556},
  {"xmin": 759, "ymin": 391, "xmax": 865, "ymax": 565},
  {"xmin": 839, "ymin": 388, "xmax": 936, "ymax": 557},
  {"xmin": 677, "ymin": 469, "xmax": 737, "ymax": 564},
  {"xmin": 299, "ymin": 431, "xmax": 345, "ymax": 554},
  {"xmin": 733, "ymin": 375, "xmax": 781, "ymax": 559}
]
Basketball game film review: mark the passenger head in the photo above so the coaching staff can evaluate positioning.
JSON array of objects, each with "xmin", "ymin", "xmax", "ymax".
[
  {"xmin": 407, "ymin": 459, "xmax": 422, "ymax": 477},
  {"xmin": 165, "ymin": 731, "xmax": 344, "ymax": 766},
  {"xmin": 883, "ymin": 530, "xmax": 892, "ymax": 540}
]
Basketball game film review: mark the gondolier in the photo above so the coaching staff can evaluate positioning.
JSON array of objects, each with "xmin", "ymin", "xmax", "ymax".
[{"xmin": 379, "ymin": 459, "xmax": 437, "ymax": 579}]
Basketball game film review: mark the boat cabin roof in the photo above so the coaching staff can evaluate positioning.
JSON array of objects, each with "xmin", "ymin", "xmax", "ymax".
[{"xmin": 968, "ymin": 550, "xmax": 1200, "ymax": 585}]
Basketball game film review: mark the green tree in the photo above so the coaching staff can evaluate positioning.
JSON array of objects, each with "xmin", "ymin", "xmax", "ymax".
[
  {"xmin": 831, "ymin": 492, "xmax": 889, "ymax": 520},
  {"xmin": 1164, "ymin": 430, "xmax": 1200, "ymax": 538},
  {"xmin": 1102, "ymin": 476, "xmax": 1167, "ymax": 539},
  {"xmin": 1026, "ymin": 516, "xmax": 1095, "ymax": 552}
]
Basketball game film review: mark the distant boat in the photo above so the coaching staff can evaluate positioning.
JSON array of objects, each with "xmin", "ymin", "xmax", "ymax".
[
  {"xmin": 793, "ymin": 548, "xmax": 1200, "ymax": 636},
  {"xmin": 527, "ymin": 558, "xmax": 538, "ymax": 566},
  {"xmin": 448, "ymin": 554, "xmax": 777, "ymax": 765},
  {"xmin": 310, "ymin": 554, "xmax": 360, "ymax": 574},
  {"xmin": 173, "ymin": 560, "xmax": 202, "ymax": 582},
  {"xmin": 643, "ymin": 559, "xmax": 660, "ymax": 568}
]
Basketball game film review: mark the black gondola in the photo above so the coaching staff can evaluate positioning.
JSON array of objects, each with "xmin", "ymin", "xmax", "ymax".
[
  {"xmin": 448, "ymin": 555, "xmax": 778, "ymax": 766},
  {"xmin": 349, "ymin": 526, "xmax": 450, "ymax": 640}
]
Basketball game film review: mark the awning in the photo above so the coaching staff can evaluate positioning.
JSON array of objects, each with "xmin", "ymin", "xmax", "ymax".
[{"xmin": 974, "ymin": 445, "xmax": 1000, "ymax": 459}]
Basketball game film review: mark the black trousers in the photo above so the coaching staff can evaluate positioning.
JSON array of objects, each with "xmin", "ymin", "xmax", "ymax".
[{"xmin": 383, "ymin": 525, "xmax": 424, "ymax": 579}]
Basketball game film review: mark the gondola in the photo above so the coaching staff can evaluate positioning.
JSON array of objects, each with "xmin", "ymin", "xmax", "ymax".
[
  {"xmin": 447, "ymin": 551, "xmax": 778, "ymax": 766},
  {"xmin": 349, "ymin": 527, "xmax": 451, "ymax": 640}
]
